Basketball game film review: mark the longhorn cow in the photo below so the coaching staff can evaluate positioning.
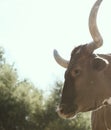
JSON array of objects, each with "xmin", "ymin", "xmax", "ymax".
[{"xmin": 53, "ymin": 0, "xmax": 111, "ymax": 129}]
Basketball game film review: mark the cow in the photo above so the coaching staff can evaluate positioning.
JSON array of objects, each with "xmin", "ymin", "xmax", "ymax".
[{"xmin": 53, "ymin": 0, "xmax": 111, "ymax": 130}]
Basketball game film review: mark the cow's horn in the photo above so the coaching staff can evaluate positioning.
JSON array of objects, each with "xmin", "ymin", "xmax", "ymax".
[
  {"xmin": 87, "ymin": 0, "xmax": 103, "ymax": 52},
  {"xmin": 53, "ymin": 49, "xmax": 69, "ymax": 68}
]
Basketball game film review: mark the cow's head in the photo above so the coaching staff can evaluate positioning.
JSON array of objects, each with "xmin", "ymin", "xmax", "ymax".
[{"xmin": 53, "ymin": 0, "xmax": 110, "ymax": 119}]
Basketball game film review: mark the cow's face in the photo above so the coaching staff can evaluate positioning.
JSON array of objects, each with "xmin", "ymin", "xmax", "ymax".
[
  {"xmin": 57, "ymin": 45, "xmax": 109, "ymax": 119},
  {"xmin": 54, "ymin": 0, "xmax": 105, "ymax": 119}
]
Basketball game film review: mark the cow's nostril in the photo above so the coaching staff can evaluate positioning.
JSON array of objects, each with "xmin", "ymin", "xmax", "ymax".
[
  {"xmin": 56, "ymin": 104, "xmax": 66, "ymax": 114},
  {"xmin": 60, "ymin": 104, "xmax": 67, "ymax": 112},
  {"xmin": 60, "ymin": 108, "xmax": 64, "ymax": 114}
]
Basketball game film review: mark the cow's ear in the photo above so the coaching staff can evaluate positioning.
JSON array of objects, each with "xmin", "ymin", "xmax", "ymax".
[{"xmin": 92, "ymin": 57, "xmax": 109, "ymax": 71}]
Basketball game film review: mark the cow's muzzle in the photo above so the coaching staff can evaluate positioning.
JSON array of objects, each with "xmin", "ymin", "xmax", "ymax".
[{"xmin": 56, "ymin": 104, "xmax": 78, "ymax": 119}]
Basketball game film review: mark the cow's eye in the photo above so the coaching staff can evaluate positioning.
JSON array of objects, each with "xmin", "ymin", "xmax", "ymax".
[
  {"xmin": 75, "ymin": 69, "xmax": 80, "ymax": 75},
  {"xmin": 71, "ymin": 69, "xmax": 81, "ymax": 77}
]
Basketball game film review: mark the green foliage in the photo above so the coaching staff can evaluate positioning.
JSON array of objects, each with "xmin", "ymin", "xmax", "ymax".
[
  {"xmin": 0, "ymin": 47, "xmax": 44, "ymax": 130},
  {"xmin": 0, "ymin": 47, "xmax": 5, "ymax": 64},
  {"xmin": 0, "ymin": 47, "xmax": 91, "ymax": 130}
]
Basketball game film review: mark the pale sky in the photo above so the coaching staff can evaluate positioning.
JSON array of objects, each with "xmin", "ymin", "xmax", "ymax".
[{"xmin": 0, "ymin": 0, "xmax": 111, "ymax": 92}]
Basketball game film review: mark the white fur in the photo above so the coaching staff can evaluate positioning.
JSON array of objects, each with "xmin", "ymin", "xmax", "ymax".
[
  {"xmin": 103, "ymin": 97, "xmax": 111, "ymax": 105},
  {"xmin": 107, "ymin": 97, "xmax": 111, "ymax": 105}
]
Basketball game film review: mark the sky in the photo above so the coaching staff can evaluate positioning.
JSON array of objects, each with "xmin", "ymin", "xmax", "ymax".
[{"xmin": 0, "ymin": 0, "xmax": 111, "ymax": 92}]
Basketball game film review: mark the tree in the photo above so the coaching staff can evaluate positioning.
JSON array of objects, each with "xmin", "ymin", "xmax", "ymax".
[
  {"xmin": 0, "ymin": 47, "xmax": 44, "ymax": 130},
  {"xmin": 0, "ymin": 49, "xmax": 18, "ymax": 130},
  {"xmin": 13, "ymin": 80, "xmax": 44, "ymax": 130}
]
